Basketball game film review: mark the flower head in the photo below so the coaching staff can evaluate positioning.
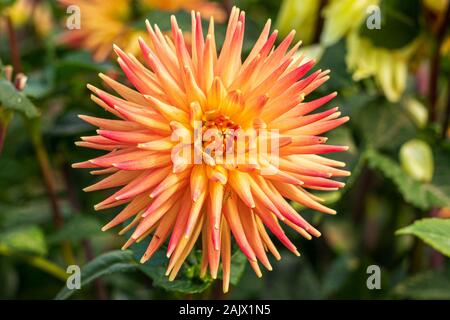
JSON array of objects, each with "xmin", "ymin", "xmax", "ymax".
[
  {"xmin": 59, "ymin": 0, "xmax": 225, "ymax": 61},
  {"xmin": 74, "ymin": 7, "xmax": 350, "ymax": 292}
]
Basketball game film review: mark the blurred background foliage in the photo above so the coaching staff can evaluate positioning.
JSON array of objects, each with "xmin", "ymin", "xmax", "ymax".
[{"xmin": 0, "ymin": 0, "xmax": 449, "ymax": 299}]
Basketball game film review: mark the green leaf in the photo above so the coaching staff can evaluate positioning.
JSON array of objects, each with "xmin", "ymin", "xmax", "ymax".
[
  {"xmin": 23, "ymin": 69, "xmax": 55, "ymax": 99},
  {"xmin": 134, "ymin": 246, "xmax": 213, "ymax": 294},
  {"xmin": 359, "ymin": 0, "xmax": 420, "ymax": 49},
  {"xmin": 315, "ymin": 40, "xmax": 353, "ymax": 90},
  {"xmin": 56, "ymin": 51, "xmax": 113, "ymax": 74},
  {"xmin": 354, "ymin": 99, "xmax": 416, "ymax": 151},
  {"xmin": 396, "ymin": 218, "xmax": 450, "ymax": 257},
  {"xmin": 55, "ymin": 250, "xmax": 138, "ymax": 300},
  {"xmin": 48, "ymin": 215, "xmax": 104, "ymax": 244},
  {"xmin": 0, "ymin": 225, "xmax": 47, "ymax": 256},
  {"xmin": 399, "ymin": 139, "xmax": 434, "ymax": 182},
  {"xmin": 393, "ymin": 268, "xmax": 450, "ymax": 299},
  {"xmin": 215, "ymin": 249, "xmax": 247, "ymax": 287},
  {"xmin": 228, "ymin": 250, "xmax": 247, "ymax": 286},
  {"xmin": 0, "ymin": 78, "xmax": 40, "ymax": 119},
  {"xmin": 0, "ymin": 199, "xmax": 71, "ymax": 229},
  {"xmin": 366, "ymin": 149, "xmax": 450, "ymax": 210}
]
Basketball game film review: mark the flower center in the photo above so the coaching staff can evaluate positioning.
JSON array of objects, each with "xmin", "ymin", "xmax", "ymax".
[{"xmin": 200, "ymin": 110, "xmax": 242, "ymax": 162}]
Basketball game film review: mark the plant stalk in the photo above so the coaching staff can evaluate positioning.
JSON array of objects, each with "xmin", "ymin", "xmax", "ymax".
[
  {"xmin": 29, "ymin": 120, "xmax": 75, "ymax": 265},
  {"xmin": 428, "ymin": 2, "xmax": 450, "ymax": 123},
  {"xmin": 0, "ymin": 244, "xmax": 68, "ymax": 281},
  {"xmin": 4, "ymin": 15, "xmax": 22, "ymax": 74},
  {"xmin": 441, "ymin": 77, "xmax": 450, "ymax": 139},
  {"xmin": 61, "ymin": 160, "xmax": 108, "ymax": 300},
  {"xmin": 313, "ymin": 0, "xmax": 327, "ymax": 43},
  {"xmin": 0, "ymin": 116, "xmax": 9, "ymax": 155}
]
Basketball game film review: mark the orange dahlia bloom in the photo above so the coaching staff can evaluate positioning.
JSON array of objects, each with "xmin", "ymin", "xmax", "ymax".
[
  {"xmin": 58, "ymin": 0, "xmax": 225, "ymax": 61},
  {"xmin": 74, "ymin": 7, "xmax": 350, "ymax": 292}
]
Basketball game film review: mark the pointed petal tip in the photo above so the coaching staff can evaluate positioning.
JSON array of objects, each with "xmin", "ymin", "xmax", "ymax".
[
  {"xmin": 86, "ymin": 83, "xmax": 96, "ymax": 92},
  {"xmin": 327, "ymin": 208, "xmax": 337, "ymax": 215},
  {"xmin": 112, "ymin": 43, "xmax": 121, "ymax": 52},
  {"xmin": 140, "ymin": 256, "xmax": 149, "ymax": 264},
  {"xmin": 71, "ymin": 162, "xmax": 80, "ymax": 168}
]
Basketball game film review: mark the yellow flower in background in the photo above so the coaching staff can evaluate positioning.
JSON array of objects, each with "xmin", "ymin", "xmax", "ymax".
[
  {"xmin": 1, "ymin": 0, "xmax": 54, "ymax": 37},
  {"xmin": 275, "ymin": 0, "xmax": 420, "ymax": 103},
  {"xmin": 275, "ymin": 0, "xmax": 320, "ymax": 45},
  {"xmin": 142, "ymin": 0, "xmax": 226, "ymax": 22},
  {"xmin": 346, "ymin": 32, "xmax": 417, "ymax": 102},
  {"xmin": 59, "ymin": 0, "xmax": 141, "ymax": 61},
  {"xmin": 423, "ymin": 0, "xmax": 449, "ymax": 13},
  {"xmin": 59, "ymin": 0, "xmax": 225, "ymax": 61},
  {"xmin": 321, "ymin": 0, "xmax": 378, "ymax": 46},
  {"xmin": 442, "ymin": 36, "xmax": 450, "ymax": 56}
]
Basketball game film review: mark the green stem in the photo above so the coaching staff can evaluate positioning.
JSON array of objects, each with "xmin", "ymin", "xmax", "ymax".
[
  {"xmin": 60, "ymin": 159, "xmax": 108, "ymax": 300},
  {"xmin": 441, "ymin": 77, "xmax": 450, "ymax": 139},
  {"xmin": 28, "ymin": 119, "xmax": 75, "ymax": 265},
  {"xmin": 313, "ymin": 0, "xmax": 328, "ymax": 43},
  {"xmin": 0, "ymin": 244, "xmax": 68, "ymax": 281},
  {"xmin": 4, "ymin": 15, "xmax": 22, "ymax": 74},
  {"xmin": 0, "ymin": 109, "xmax": 13, "ymax": 156},
  {"xmin": 428, "ymin": 2, "xmax": 450, "ymax": 123},
  {"xmin": 0, "ymin": 118, "xmax": 8, "ymax": 155},
  {"xmin": 409, "ymin": 208, "xmax": 427, "ymax": 274}
]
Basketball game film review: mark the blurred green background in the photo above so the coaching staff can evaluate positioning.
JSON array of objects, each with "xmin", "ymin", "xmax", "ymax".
[{"xmin": 0, "ymin": 0, "xmax": 449, "ymax": 299}]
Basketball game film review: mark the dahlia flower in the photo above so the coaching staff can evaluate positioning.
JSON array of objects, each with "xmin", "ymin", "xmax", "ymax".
[
  {"xmin": 59, "ymin": 0, "xmax": 225, "ymax": 61},
  {"xmin": 74, "ymin": 7, "xmax": 350, "ymax": 292}
]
